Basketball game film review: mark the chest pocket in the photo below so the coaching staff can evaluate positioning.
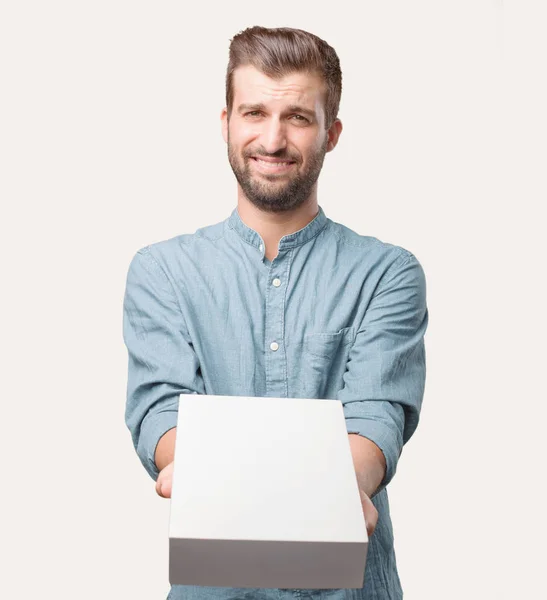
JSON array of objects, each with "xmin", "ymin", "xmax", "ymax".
[{"xmin": 298, "ymin": 327, "xmax": 356, "ymax": 399}]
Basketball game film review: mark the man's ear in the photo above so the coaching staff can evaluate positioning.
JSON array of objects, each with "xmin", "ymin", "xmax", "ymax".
[
  {"xmin": 326, "ymin": 118, "xmax": 343, "ymax": 152},
  {"xmin": 221, "ymin": 107, "xmax": 228, "ymax": 143}
]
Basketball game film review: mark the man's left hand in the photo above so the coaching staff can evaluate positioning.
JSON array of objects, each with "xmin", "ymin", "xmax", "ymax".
[
  {"xmin": 358, "ymin": 487, "xmax": 378, "ymax": 538},
  {"xmin": 348, "ymin": 433, "xmax": 385, "ymax": 538}
]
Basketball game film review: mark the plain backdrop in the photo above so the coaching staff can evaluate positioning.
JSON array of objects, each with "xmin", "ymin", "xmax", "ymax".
[{"xmin": 1, "ymin": 1, "xmax": 545, "ymax": 599}]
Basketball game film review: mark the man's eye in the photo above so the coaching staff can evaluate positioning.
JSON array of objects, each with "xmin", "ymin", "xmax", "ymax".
[
  {"xmin": 246, "ymin": 111, "xmax": 262, "ymax": 117},
  {"xmin": 291, "ymin": 115, "xmax": 309, "ymax": 123}
]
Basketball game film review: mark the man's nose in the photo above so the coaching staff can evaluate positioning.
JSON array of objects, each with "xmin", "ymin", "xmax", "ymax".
[{"xmin": 260, "ymin": 119, "xmax": 287, "ymax": 154}]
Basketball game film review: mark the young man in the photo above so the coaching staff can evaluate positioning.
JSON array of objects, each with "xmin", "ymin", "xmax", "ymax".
[{"xmin": 123, "ymin": 26, "xmax": 428, "ymax": 600}]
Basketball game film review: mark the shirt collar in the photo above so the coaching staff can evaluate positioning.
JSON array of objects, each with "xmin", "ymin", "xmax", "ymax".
[{"xmin": 227, "ymin": 205, "xmax": 328, "ymax": 254}]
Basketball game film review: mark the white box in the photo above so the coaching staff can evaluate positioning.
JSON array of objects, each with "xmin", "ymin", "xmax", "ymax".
[{"xmin": 169, "ymin": 394, "xmax": 368, "ymax": 589}]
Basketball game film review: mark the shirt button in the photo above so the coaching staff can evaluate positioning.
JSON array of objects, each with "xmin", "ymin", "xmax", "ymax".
[
  {"xmin": 270, "ymin": 341, "xmax": 279, "ymax": 351},
  {"xmin": 259, "ymin": 244, "xmax": 263, "ymax": 252},
  {"xmin": 272, "ymin": 278, "xmax": 281, "ymax": 287}
]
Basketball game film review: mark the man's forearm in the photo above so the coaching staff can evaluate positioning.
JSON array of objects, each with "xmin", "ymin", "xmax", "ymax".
[
  {"xmin": 348, "ymin": 433, "xmax": 386, "ymax": 498},
  {"xmin": 155, "ymin": 427, "xmax": 177, "ymax": 472}
]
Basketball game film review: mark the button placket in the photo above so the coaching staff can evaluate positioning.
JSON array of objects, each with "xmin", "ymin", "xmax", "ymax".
[{"xmin": 264, "ymin": 251, "xmax": 291, "ymax": 397}]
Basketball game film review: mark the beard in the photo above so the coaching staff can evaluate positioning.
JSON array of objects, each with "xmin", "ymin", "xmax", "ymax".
[{"xmin": 227, "ymin": 133, "xmax": 328, "ymax": 213}]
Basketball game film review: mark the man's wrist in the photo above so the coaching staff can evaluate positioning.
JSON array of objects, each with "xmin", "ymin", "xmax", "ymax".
[
  {"xmin": 348, "ymin": 433, "xmax": 386, "ymax": 498},
  {"xmin": 155, "ymin": 427, "xmax": 177, "ymax": 472}
]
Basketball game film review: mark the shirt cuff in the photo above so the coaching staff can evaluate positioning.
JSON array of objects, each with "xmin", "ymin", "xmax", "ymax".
[{"xmin": 137, "ymin": 409, "xmax": 179, "ymax": 480}]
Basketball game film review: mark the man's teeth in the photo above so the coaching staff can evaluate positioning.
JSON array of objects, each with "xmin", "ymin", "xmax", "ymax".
[{"xmin": 255, "ymin": 158, "xmax": 292, "ymax": 166}]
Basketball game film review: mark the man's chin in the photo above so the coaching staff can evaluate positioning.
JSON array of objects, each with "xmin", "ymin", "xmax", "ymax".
[
  {"xmin": 246, "ymin": 182, "xmax": 291, "ymax": 201},
  {"xmin": 245, "ymin": 194, "xmax": 304, "ymax": 213}
]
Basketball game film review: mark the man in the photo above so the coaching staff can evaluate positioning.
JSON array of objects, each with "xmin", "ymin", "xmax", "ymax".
[{"xmin": 123, "ymin": 26, "xmax": 428, "ymax": 600}]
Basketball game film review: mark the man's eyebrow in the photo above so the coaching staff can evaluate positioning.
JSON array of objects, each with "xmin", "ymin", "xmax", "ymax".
[
  {"xmin": 236, "ymin": 103, "xmax": 317, "ymax": 119},
  {"xmin": 237, "ymin": 103, "xmax": 266, "ymax": 113},
  {"xmin": 285, "ymin": 104, "xmax": 317, "ymax": 119}
]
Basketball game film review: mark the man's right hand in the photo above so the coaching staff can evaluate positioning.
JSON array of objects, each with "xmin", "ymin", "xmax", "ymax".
[
  {"xmin": 155, "ymin": 461, "xmax": 174, "ymax": 498},
  {"xmin": 154, "ymin": 427, "xmax": 177, "ymax": 498}
]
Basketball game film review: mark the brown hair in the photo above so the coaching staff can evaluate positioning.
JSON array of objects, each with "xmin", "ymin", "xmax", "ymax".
[{"xmin": 226, "ymin": 26, "xmax": 342, "ymax": 130}]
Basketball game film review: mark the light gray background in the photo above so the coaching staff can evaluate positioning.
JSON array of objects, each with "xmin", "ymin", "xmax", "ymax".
[{"xmin": 1, "ymin": 1, "xmax": 545, "ymax": 599}]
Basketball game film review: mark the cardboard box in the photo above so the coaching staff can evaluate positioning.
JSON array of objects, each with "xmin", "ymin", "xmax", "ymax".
[{"xmin": 169, "ymin": 394, "xmax": 367, "ymax": 589}]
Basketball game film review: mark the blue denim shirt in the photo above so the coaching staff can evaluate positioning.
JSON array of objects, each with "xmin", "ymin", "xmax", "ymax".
[{"xmin": 123, "ymin": 206, "xmax": 428, "ymax": 600}]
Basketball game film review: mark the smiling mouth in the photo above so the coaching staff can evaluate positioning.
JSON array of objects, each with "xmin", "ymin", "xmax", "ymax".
[{"xmin": 250, "ymin": 157, "xmax": 296, "ymax": 173}]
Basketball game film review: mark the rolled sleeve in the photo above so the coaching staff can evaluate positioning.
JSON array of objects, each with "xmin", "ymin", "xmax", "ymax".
[
  {"xmin": 339, "ymin": 251, "xmax": 428, "ymax": 493},
  {"xmin": 123, "ymin": 247, "xmax": 204, "ymax": 480}
]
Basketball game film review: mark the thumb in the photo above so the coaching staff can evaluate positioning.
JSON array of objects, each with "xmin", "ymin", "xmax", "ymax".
[
  {"xmin": 360, "ymin": 490, "xmax": 379, "ymax": 538},
  {"xmin": 155, "ymin": 462, "xmax": 174, "ymax": 498}
]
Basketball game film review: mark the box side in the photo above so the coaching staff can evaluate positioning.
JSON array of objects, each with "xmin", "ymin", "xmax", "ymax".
[{"xmin": 169, "ymin": 537, "xmax": 367, "ymax": 589}]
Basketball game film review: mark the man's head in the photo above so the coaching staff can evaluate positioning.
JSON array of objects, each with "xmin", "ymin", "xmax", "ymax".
[{"xmin": 221, "ymin": 26, "xmax": 343, "ymax": 213}]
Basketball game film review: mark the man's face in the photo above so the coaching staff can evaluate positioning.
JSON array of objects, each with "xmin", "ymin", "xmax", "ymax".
[{"xmin": 222, "ymin": 65, "xmax": 338, "ymax": 213}]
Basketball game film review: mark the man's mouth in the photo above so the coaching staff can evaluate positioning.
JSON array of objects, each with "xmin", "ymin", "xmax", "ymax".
[{"xmin": 250, "ymin": 156, "xmax": 296, "ymax": 173}]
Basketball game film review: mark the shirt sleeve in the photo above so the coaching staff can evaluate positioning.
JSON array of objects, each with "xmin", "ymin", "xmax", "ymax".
[
  {"xmin": 123, "ymin": 247, "xmax": 205, "ymax": 480},
  {"xmin": 338, "ymin": 251, "xmax": 428, "ymax": 495}
]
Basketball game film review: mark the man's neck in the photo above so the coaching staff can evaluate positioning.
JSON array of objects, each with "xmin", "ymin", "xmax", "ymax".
[{"xmin": 237, "ymin": 194, "xmax": 319, "ymax": 262}]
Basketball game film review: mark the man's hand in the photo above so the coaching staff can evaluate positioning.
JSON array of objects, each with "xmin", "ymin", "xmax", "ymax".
[
  {"xmin": 154, "ymin": 427, "xmax": 177, "ymax": 498},
  {"xmin": 348, "ymin": 433, "xmax": 385, "ymax": 538},
  {"xmin": 155, "ymin": 461, "xmax": 174, "ymax": 498},
  {"xmin": 358, "ymin": 487, "xmax": 379, "ymax": 538}
]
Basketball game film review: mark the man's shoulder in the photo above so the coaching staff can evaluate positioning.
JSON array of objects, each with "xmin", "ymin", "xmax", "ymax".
[
  {"xmin": 328, "ymin": 218, "xmax": 414, "ymax": 266},
  {"xmin": 138, "ymin": 216, "xmax": 227, "ymax": 260}
]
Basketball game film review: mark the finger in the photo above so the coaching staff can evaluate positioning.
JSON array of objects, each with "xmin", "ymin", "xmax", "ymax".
[
  {"xmin": 155, "ymin": 463, "xmax": 174, "ymax": 498},
  {"xmin": 155, "ymin": 474, "xmax": 172, "ymax": 498},
  {"xmin": 160, "ymin": 475, "xmax": 172, "ymax": 499},
  {"xmin": 155, "ymin": 476, "xmax": 164, "ymax": 497},
  {"xmin": 364, "ymin": 504, "xmax": 378, "ymax": 537},
  {"xmin": 360, "ymin": 491, "xmax": 378, "ymax": 537}
]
